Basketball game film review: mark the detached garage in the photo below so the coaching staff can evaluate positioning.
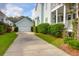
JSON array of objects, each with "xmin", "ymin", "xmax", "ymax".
[{"xmin": 15, "ymin": 18, "xmax": 33, "ymax": 32}]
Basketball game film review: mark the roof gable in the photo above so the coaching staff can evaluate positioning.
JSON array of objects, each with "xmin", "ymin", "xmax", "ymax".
[{"xmin": 15, "ymin": 18, "xmax": 33, "ymax": 24}]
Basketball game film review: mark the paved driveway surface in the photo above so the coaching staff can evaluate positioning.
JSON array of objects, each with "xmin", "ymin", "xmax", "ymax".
[{"xmin": 5, "ymin": 32, "xmax": 69, "ymax": 56}]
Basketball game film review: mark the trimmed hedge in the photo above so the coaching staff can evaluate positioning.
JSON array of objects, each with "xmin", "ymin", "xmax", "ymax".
[
  {"xmin": 37, "ymin": 23, "xmax": 49, "ymax": 34},
  {"xmin": 48, "ymin": 23, "xmax": 64, "ymax": 37}
]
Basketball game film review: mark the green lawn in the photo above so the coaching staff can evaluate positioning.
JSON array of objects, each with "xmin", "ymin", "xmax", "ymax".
[
  {"xmin": 0, "ymin": 32, "xmax": 17, "ymax": 55},
  {"xmin": 35, "ymin": 33, "xmax": 64, "ymax": 47}
]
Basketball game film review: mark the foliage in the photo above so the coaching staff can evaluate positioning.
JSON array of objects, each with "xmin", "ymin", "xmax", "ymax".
[
  {"xmin": 0, "ymin": 25, "xmax": 4, "ymax": 34},
  {"xmin": 64, "ymin": 37, "xmax": 74, "ymax": 44},
  {"xmin": 14, "ymin": 27, "xmax": 18, "ymax": 32},
  {"xmin": 48, "ymin": 23, "xmax": 64, "ymax": 37},
  {"xmin": 37, "ymin": 23, "xmax": 49, "ymax": 34},
  {"xmin": 67, "ymin": 9, "xmax": 75, "ymax": 14},
  {"xmin": 64, "ymin": 36, "xmax": 79, "ymax": 50},
  {"xmin": 0, "ymin": 22, "xmax": 6, "ymax": 34},
  {"xmin": 31, "ymin": 26, "xmax": 33, "ymax": 32},
  {"xmin": 72, "ymin": 18, "xmax": 78, "ymax": 39},
  {"xmin": 31, "ymin": 21, "xmax": 36, "ymax": 32},
  {"xmin": 34, "ymin": 26, "xmax": 38, "ymax": 33},
  {"xmin": 6, "ymin": 26, "xmax": 12, "ymax": 33},
  {"xmin": 68, "ymin": 39, "xmax": 79, "ymax": 50}
]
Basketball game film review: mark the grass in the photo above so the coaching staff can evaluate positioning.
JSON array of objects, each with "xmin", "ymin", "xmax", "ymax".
[
  {"xmin": 35, "ymin": 33, "xmax": 64, "ymax": 47},
  {"xmin": 0, "ymin": 32, "xmax": 17, "ymax": 55}
]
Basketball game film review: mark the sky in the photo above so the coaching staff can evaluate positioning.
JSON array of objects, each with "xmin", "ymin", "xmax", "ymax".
[{"xmin": 0, "ymin": 3, "xmax": 36, "ymax": 17}]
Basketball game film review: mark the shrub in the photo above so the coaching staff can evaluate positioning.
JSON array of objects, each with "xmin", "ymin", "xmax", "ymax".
[
  {"xmin": 64, "ymin": 36, "xmax": 79, "ymax": 50},
  {"xmin": 31, "ymin": 22, "xmax": 37, "ymax": 32},
  {"xmin": 37, "ymin": 23, "xmax": 49, "ymax": 34},
  {"xmin": 14, "ymin": 27, "xmax": 18, "ymax": 32},
  {"xmin": 33, "ymin": 26, "xmax": 38, "ymax": 33},
  {"xmin": 31, "ymin": 26, "xmax": 33, "ymax": 32},
  {"xmin": 0, "ymin": 25, "xmax": 4, "ymax": 34},
  {"xmin": 64, "ymin": 37, "xmax": 74, "ymax": 44},
  {"xmin": 31, "ymin": 26, "xmax": 37, "ymax": 32},
  {"xmin": 0, "ymin": 22, "xmax": 6, "ymax": 34},
  {"xmin": 68, "ymin": 40, "xmax": 79, "ymax": 50},
  {"xmin": 48, "ymin": 23, "xmax": 64, "ymax": 37},
  {"xmin": 6, "ymin": 26, "xmax": 12, "ymax": 32}
]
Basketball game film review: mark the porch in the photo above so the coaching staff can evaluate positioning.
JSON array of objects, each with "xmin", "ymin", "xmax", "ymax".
[{"xmin": 51, "ymin": 3, "xmax": 79, "ymax": 32}]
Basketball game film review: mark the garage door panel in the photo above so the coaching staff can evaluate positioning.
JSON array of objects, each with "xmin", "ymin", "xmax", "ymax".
[{"xmin": 19, "ymin": 26, "xmax": 31, "ymax": 32}]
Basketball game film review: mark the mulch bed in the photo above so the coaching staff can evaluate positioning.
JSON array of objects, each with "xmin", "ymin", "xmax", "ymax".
[{"xmin": 60, "ymin": 44, "xmax": 79, "ymax": 56}]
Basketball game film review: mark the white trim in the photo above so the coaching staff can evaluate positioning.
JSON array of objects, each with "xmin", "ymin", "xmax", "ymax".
[
  {"xmin": 63, "ymin": 5, "xmax": 66, "ymax": 24},
  {"xmin": 51, "ymin": 4, "xmax": 64, "ymax": 12},
  {"xmin": 56, "ymin": 10, "xmax": 58, "ymax": 23}
]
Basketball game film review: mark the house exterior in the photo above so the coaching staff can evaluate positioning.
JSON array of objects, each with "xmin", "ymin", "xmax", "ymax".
[
  {"xmin": 0, "ymin": 11, "xmax": 14, "ymax": 26},
  {"xmin": 15, "ymin": 17, "xmax": 33, "ymax": 32},
  {"xmin": 32, "ymin": 3, "xmax": 79, "ymax": 32},
  {"xmin": 32, "ymin": 3, "xmax": 45, "ymax": 26},
  {"xmin": 0, "ymin": 11, "xmax": 7, "ymax": 23}
]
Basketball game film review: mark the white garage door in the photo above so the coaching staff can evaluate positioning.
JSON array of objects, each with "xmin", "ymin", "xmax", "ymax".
[{"xmin": 19, "ymin": 26, "xmax": 31, "ymax": 32}]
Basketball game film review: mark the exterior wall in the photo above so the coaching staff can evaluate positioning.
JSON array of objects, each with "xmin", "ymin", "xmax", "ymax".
[
  {"xmin": 32, "ymin": 3, "xmax": 79, "ymax": 39},
  {"xmin": 15, "ymin": 18, "xmax": 33, "ymax": 32},
  {"xmin": 32, "ymin": 3, "xmax": 64, "ymax": 26},
  {"xmin": 32, "ymin": 8, "xmax": 35, "ymax": 20},
  {"xmin": 32, "ymin": 3, "xmax": 78, "ymax": 32},
  {"xmin": 35, "ymin": 3, "xmax": 42, "ymax": 24},
  {"xmin": 0, "ymin": 11, "xmax": 6, "ymax": 22},
  {"xmin": 0, "ymin": 11, "xmax": 14, "ymax": 26},
  {"xmin": 43, "ymin": 4, "xmax": 51, "ymax": 24},
  {"xmin": 32, "ymin": 3, "xmax": 44, "ymax": 26}
]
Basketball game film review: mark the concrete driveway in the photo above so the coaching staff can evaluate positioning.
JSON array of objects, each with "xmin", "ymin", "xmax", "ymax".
[{"xmin": 5, "ymin": 32, "xmax": 69, "ymax": 56}]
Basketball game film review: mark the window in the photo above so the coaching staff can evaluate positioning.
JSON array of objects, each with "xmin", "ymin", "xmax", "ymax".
[
  {"xmin": 1, "ymin": 19, "xmax": 3, "ymax": 22},
  {"xmin": 73, "ymin": 13, "xmax": 76, "ymax": 19},
  {"xmin": 54, "ymin": 15, "xmax": 56, "ymax": 23},
  {"xmin": 58, "ymin": 16, "xmax": 63, "ymax": 22},
  {"xmin": 68, "ymin": 15, "xmax": 71, "ymax": 20},
  {"xmin": 52, "ymin": 15, "xmax": 56, "ymax": 23},
  {"xmin": 61, "ymin": 16, "xmax": 63, "ymax": 22}
]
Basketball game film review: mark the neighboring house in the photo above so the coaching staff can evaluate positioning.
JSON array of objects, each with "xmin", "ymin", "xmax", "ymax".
[
  {"xmin": 0, "ymin": 11, "xmax": 14, "ymax": 26},
  {"xmin": 0, "ymin": 11, "xmax": 6, "ymax": 23},
  {"xmin": 0, "ymin": 10, "xmax": 14, "ymax": 32},
  {"xmin": 4, "ymin": 19, "xmax": 14, "ymax": 26},
  {"xmin": 15, "ymin": 17, "xmax": 33, "ymax": 32},
  {"xmin": 32, "ymin": 3, "xmax": 79, "ymax": 32}
]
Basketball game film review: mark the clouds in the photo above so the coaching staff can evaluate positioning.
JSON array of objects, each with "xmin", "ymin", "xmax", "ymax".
[
  {"xmin": 1, "ymin": 3, "xmax": 36, "ymax": 17},
  {"xmin": 1, "ymin": 4, "xmax": 23, "ymax": 17}
]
